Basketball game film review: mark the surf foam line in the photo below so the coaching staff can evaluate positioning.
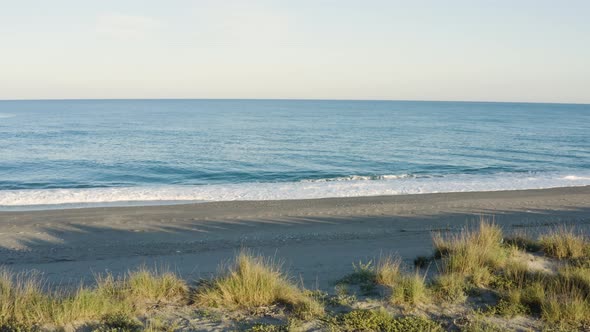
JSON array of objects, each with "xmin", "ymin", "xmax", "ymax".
[
  {"xmin": 1, "ymin": 172, "xmax": 590, "ymax": 210},
  {"xmin": 300, "ymin": 174, "xmax": 414, "ymax": 182}
]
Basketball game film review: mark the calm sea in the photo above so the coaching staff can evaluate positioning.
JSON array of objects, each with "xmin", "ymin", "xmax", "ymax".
[{"xmin": 1, "ymin": 99, "xmax": 589, "ymax": 210}]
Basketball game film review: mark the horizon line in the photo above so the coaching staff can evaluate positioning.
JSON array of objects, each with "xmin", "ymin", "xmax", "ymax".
[{"xmin": 0, "ymin": 97, "xmax": 589, "ymax": 106}]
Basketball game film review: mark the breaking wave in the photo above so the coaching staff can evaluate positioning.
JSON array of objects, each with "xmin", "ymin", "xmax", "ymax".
[{"xmin": 1, "ymin": 172, "xmax": 589, "ymax": 211}]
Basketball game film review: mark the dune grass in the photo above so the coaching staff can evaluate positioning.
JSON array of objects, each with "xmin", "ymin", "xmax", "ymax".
[
  {"xmin": 431, "ymin": 272, "xmax": 467, "ymax": 303},
  {"xmin": 0, "ymin": 267, "xmax": 188, "ymax": 328},
  {"xmin": 374, "ymin": 255, "xmax": 402, "ymax": 287},
  {"xmin": 432, "ymin": 219, "xmax": 507, "ymax": 289},
  {"xmin": 338, "ymin": 254, "xmax": 430, "ymax": 306},
  {"xmin": 390, "ymin": 272, "xmax": 429, "ymax": 306},
  {"xmin": 127, "ymin": 267, "xmax": 188, "ymax": 303},
  {"xmin": 193, "ymin": 251, "xmax": 323, "ymax": 319},
  {"xmin": 2, "ymin": 220, "xmax": 590, "ymax": 330},
  {"xmin": 0, "ymin": 269, "xmax": 51, "ymax": 325},
  {"xmin": 429, "ymin": 220, "xmax": 590, "ymax": 328},
  {"xmin": 539, "ymin": 227, "xmax": 589, "ymax": 259}
]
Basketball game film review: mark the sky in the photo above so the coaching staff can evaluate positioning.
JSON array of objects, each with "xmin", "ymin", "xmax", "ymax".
[{"xmin": 1, "ymin": 0, "xmax": 589, "ymax": 103}]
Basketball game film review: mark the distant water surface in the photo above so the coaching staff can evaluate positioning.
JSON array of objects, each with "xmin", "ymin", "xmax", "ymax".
[{"xmin": 0, "ymin": 99, "xmax": 589, "ymax": 210}]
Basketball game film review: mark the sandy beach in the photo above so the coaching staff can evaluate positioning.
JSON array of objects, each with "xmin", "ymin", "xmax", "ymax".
[{"xmin": 1, "ymin": 186, "xmax": 589, "ymax": 289}]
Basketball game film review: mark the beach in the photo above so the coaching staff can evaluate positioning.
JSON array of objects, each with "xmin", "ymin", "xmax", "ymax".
[{"xmin": 1, "ymin": 186, "xmax": 589, "ymax": 289}]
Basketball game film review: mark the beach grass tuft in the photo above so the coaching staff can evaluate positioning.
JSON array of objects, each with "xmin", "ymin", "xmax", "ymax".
[
  {"xmin": 0, "ymin": 266, "xmax": 188, "ymax": 328},
  {"xmin": 539, "ymin": 227, "xmax": 588, "ymax": 259},
  {"xmin": 127, "ymin": 267, "xmax": 188, "ymax": 303},
  {"xmin": 433, "ymin": 218, "xmax": 506, "ymax": 287},
  {"xmin": 375, "ymin": 255, "xmax": 402, "ymax": 287},
  {"xmin": 193, "ymin": 251, "xmax": 323, "ymax": 319},
  {"xmin": 390, "ymin": 272, "xmax": 429, "ymax": 306},
  {"xmin": 431, "ymin": 273, "xmax": 467, "ymax": 303}
]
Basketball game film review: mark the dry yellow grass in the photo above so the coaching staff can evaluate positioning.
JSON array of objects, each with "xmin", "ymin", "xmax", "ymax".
[
  {"xmin": 375, "ymin": 255, "xmax": 402, "ymax": 287},
  {"xmin": 194, "ymin": 251, "xmax": 323, "ymax": 319},
  {"xmin": 127, "ymin": 267, "xmax": 188, "ymax": 303},
  {"xmin": 0, "ymin": 266, "xmax": 188, "ymax": 328},
  {"xmin": 540, "ymin": 278, "xmax": 590, "ymax": 326},
  {"xmin": 0, "ymin": 269, "xmax": 51, "ymax": 325},
  {"xmin": 432, "ymin": 219, "xmax": 506, "ymax": 286},
  {"xmin": 539, "ymin": 227, "xmax": 588, "ymax": 259},
  {"xmin": 390, "ymin": 272, "xmax": 429, "ymax": 306}
]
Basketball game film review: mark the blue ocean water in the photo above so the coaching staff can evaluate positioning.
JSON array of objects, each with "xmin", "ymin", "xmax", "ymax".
[{"xmin": 0, "ymin": 99, "xmax": 589, "ymax": 209}]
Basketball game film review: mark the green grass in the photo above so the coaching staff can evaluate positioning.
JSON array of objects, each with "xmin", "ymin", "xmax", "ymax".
[
  {"xmin": 246, "ymin": 323, "xmax": 289, "ymax": 332},
  {"xmin": 431, "ymin": 273, "xmax": 467, "ymax": 303},
  {"xmin": 487, "ymin": 293, "xmax": 529, "ymax": 318},
  {"xmin": 338, "ymin": 260, "xmax": 377, "ymax": 288},
  {"xmin": 390, "ymin": 272, "xmax": 429, "ymax": 306},
  {"xmin": 338, "ymin": 255, "xmax": 429, "ymax": 306},
  {"xmin": 92, "ymin": 312, "xmax": 143, "ymax": 332},
  {"xmin": 330, "ymin": 309, "xmax": 443, "ymax": 332},
  {"xmin": 193, "ymin": 251, "xmax": 323, "ymax": 319}
]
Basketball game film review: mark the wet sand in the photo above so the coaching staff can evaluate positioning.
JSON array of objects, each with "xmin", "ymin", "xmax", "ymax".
[{"xmin": 1, "ymin": 186, "xmax": 589, "ymax": 289}]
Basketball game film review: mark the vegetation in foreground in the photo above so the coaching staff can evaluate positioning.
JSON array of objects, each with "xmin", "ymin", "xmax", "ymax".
[
  {"xmin": 193, "ymin": 251, "xmax": 323, "ymax": 319},
  {"xmin": 1, "ymin": 220, "xmax": 589, "ymax": 331}
]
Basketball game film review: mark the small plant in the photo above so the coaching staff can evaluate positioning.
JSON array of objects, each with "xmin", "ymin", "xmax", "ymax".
[
  {"xmin": 487, "ymin": 296, "xmax": 529, "ymax": 318},
  {"xmin": 432, "ymin": 273, "xmax": 467, "ymax": 303},
  {"xmin": 375, "ymin": 255, "xmax": 401, "ymax": 287},
  {"xmin": 246, "ymin": 323, "xmax": 288, "ymax": 332},
  {"xmin": 390, "ymin": 272, "xmax": 429, "ymax": 306},
  {"xmin": 92, "ymin": 312, "xmax": 143, "ymax": 332},
  {"xmin": 338, "ymin": 260, "xmax": 376, "ymax": 286},
  {"xmin": 332, "ymin": 309, "xmax": 442, "ymax": 332},
  {"xmin": 332, "ymin": 284, "xmax": 356, "ymax": 306},
  {"xmin": 0, "ymin": 320, "xmax": 40, "ymax": 332},
  {"xmin": 144, "ymin": 316, "xmax": 181, "ymax": 332},
  {"xmin": 461, "ymin": 318, "xmax": 507, "ymax": 332}
]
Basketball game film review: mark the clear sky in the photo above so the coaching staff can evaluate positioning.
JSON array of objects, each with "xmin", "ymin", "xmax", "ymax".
[{"xmin": 1, "ymin": 0, "xmax": 589, "ymax": 103}]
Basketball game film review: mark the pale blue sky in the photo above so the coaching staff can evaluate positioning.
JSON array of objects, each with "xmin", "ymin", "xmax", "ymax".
[{"xmin": 1, "ymin": 0, "xmax": 589, "ymax": 103}]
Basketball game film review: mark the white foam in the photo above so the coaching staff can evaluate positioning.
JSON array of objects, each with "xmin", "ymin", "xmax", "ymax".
[
  {"xmin": 300, "ymin": 174, "xmax": 413, "ymax": 182},
  {"xmin": 563, "ymin": 175, "xmax": 590, "ymax": 180},
  {"xmin": 1, "ymin": 172, "xmax": 590, "ymax": 211}
]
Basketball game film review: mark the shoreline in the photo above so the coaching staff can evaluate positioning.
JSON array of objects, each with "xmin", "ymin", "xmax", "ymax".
[
  {"xmin": 1, "ymin": 186, "xmax": 589, "ymax": 289},
  {"xmin": 1, "ymin": 184, "xmax": 590, "ymax": 213}
]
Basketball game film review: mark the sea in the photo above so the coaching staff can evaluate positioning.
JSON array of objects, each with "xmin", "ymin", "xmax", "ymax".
[{"xmin": 1, "ymin": 99, "xmax": 589, "ymax": 210}]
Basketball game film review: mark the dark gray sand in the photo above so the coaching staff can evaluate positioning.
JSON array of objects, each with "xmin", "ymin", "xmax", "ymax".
[{"xmin": 1, "ymin": 186, "xmax": 589, "ymax": 289}]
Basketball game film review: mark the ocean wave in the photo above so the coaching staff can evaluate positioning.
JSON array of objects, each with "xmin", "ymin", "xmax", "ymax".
[
  {"xmin": 300, "ymin": 174, "xmax": 414, "ymax": 182},
  {"xmin": 0, "ymin": 113, "xmax": 15, "ymax": 119},
  {"xmin": 563, "ymin": 175, "xmax": 590, "ymax": 181},
  {"xmin": 1, "ymin": 172, "xmax": 590, "ymax": 210}
]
